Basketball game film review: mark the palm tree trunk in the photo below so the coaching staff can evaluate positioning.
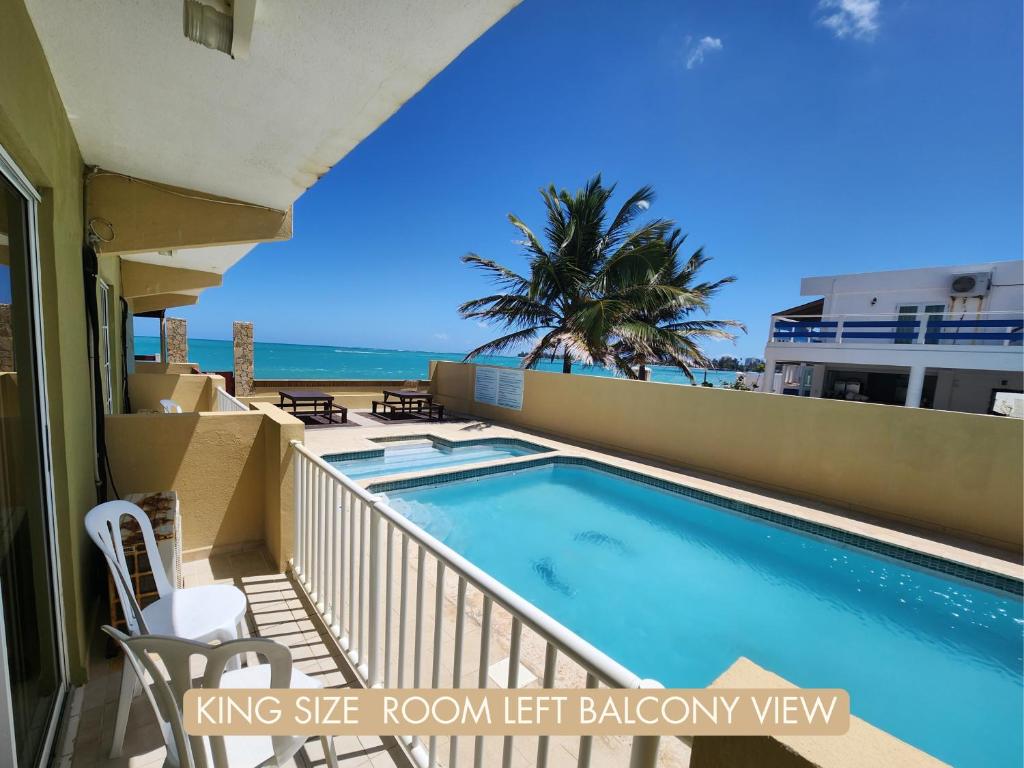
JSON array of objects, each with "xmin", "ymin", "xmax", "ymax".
[
  {"xmin": 562, "ymin": 355, "xmax": 572, "ymax": 374},
  {"xmin": 638, "ymin": 363, "xmax": 648, "ymax": 381}
]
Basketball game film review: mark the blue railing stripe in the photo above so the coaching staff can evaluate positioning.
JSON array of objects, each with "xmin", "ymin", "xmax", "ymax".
[
  {"xmin": 925, "ymin": 332, "xmax": 1023, "ymax": 342},
  {"xmin": 842, "ymin": 320, "xmax": 921, "ymax": 328},
  {"xmin": 840, "ymin": 331, "xmax": 920, "ymax": 340},
  {"xmin": 773, "ymin": 320, "xmax": 839, "ymax": 328},
  {"xmin": 926, "ymin": 319, "xmax": 1024, "ymax": 329},
  {"xmin": 772, "ymin": 331, "xmax": 838, "ymax": 339}
]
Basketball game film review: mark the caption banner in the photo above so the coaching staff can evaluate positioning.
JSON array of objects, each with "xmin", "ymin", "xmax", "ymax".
[{"xmin": 185, "ymin": 688, "xmax": 849, "ymax": 736}]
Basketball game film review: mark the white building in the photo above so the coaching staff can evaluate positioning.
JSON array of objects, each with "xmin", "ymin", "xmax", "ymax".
[{"xmin": 760, "ymin": 260, "xmax": 1024, "ymax": 415}]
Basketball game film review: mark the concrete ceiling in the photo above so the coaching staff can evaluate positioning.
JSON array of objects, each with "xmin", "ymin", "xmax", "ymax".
[
  {"xmin": 27, "ymin": 0, "xmax": 518, "ymax": 301},
  {"xmin": 122, "ymin": 244, "xmax": 254, "ymax": 275}
]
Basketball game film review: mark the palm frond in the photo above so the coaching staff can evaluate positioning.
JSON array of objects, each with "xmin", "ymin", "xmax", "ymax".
[{"xmin": 463, "ymin": 327, "xmax": 542, "ymax": 361}]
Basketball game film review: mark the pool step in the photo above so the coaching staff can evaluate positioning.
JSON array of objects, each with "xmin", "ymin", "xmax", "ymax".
[{"xmin": 335, "ymin": 444, "xmax": 521, "ymax": 479}]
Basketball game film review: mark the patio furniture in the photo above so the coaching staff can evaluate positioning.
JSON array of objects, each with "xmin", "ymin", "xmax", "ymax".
[
  {"xmin": 277, "ymin": 389, "xmax": 347, "ymax": 424},
  {"xmin": 371, "ymin": 388, "xmax": 444, "ymax": 421},
  {"xmin": 102, "ymin": 626, "xmax": 339, "ymax": 768},
  {"xmin": 161, "ymin": 399, "xmax": 183, "ymax": 413},
  {"xmin": 85, "ymin": 501, "xmax": 248, "ymax": 758}
]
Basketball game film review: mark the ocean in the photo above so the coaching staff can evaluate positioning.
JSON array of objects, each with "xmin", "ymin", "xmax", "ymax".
[{"xmin": 134, "ymin": 337, "xmax": 739, "ymax": 387}]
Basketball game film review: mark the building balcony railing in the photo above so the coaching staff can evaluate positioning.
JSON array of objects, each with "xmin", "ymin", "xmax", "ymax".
[
  {"xmin": 289, "ymin": 441, "xmax": 683, "ymax": 768},
  {"xmin": 214, "ymin": 385, "xmax": 250, "ymax": 412},
  {"xmin": 770, "ymin": 311, "xmax": 1023, "ymax": 347}
]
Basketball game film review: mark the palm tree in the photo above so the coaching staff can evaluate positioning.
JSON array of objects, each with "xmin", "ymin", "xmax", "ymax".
[
  {"xmin": 459, "ymin": 175, "xmax": 673, "ymax": 373},
  {"xmin": 459, "ymin": 175, "xmax": 742, "ymax": 377},
  {"xmin": 611, "ymin": 228, "xmax": 745, "ymax": 381}
]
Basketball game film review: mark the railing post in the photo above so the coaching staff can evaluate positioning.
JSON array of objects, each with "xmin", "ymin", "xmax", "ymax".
[
  {"xmin": 367, "ymin": 505, "xmax": 383, "ymax": 687},
  {"xmin": 292, "ymin": 442, "xmax": 303, "ymax": 579},
  {"xmin": 835, "ymin": 317, "xmax": 844, "ymax": 344},
  {"xmin": 915, "ymin": 315, "xmax": 929, "ymax": 344},
  {"xmin": 628, "ymin": 680, "xmax": 662, "ymax": 768}
]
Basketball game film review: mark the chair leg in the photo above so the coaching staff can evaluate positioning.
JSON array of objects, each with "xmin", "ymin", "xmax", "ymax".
[
  {"xmin": 109, "ymin": 660, "xmax": 138, "ymax": 758},
  {"xmin": 320, "ymin": 735, "xmax": 339, "ymax": 768}
]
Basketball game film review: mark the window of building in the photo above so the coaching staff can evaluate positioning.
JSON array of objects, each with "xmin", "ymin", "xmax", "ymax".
[{"xmin": 97, "ymin": 279, "xmax": 113, "ymax": 413}]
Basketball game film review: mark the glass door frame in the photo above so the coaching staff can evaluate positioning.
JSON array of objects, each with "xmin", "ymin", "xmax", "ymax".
[{"xmin": 0, "ymin": 142, "xmax": 70, "ymax": 767}]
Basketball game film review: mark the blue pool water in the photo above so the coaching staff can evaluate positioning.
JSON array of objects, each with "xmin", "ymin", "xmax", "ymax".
[
  {"xmin": 386, "ymin": 463, "xmax": 1024, "ymax": 767},
  {"xmin": 327, "ymin": 439, "xmax": 541, "ymax": 479}
]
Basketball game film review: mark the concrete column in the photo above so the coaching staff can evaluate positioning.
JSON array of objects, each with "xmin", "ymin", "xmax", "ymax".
[
  {"xmin": 905, "ymin": 365, "xmax": 926, "ymax": 408},
  {"xmin": 810, "ymin": 364, "xmax": 827, "ymax": 398},
  {"xmin": 159, "ymin": 316, "xmax": 167, "ymax": 362},
  {"xmin": 759, "ymin": 355, "xmax": 777, "ymax": 392},
  {"xmin": 233, "ymin": 321, "xmax": 254, "ymax": 397},
  {"xmin": 796, "ymin": 363, "xmax": 808, "ymax": 395},
  {"xmin": 164, "ymin": 317, "xmax": 188, "ymax": 363}
]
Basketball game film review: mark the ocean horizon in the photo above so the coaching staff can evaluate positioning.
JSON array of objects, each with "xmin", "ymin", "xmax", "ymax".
[{"xmin": 134, "ymin": 336, "xmax": 739, "ymax": 386}]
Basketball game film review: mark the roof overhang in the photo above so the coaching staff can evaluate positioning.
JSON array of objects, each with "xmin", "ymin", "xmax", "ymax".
[
  {"xmin": 131, "ymin": 292, "xmax": 201, "ymax": 314},
  {"xmin": 27, "ymin": 0, "xmax": 520, "ymax": 304},
  {"xmin": 772, "ymin": 298, "xmax": 825, "ymax": 318}
]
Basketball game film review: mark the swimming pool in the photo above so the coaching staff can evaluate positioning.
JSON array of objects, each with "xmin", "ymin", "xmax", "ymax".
[
  {"xmin": 325, "ymin": 437, "xmax": 546, "ymax": 479},
  {"xmin": 381, "ymin": 459, "xmax": 1024, "ymax": 767}
]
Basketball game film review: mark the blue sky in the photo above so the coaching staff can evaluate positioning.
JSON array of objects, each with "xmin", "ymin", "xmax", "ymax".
[{"xmin": 154, "ymin": 0, "xmax": 1023, "ymax": 359}]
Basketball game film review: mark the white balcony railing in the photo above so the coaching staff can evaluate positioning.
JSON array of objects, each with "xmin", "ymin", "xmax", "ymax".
[
  {"xmin": 290, "ymin": 442, "xmax": 678, "ymax": 768},
  {"xmin": 769, "ymin": 311, "xmax": 1023, "ymax": 347},
  {"xmin": 214, "ymin": 386, "xmax": 249, "ymax": 412}
]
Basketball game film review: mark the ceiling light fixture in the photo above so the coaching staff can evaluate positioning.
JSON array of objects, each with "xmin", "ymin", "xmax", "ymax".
[{"xmin": 182, "ymin": 0, "xmax": 256, "ymax": 59}]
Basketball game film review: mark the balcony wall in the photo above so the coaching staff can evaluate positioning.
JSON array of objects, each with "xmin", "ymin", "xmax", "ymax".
[
  {"xmin": 133, "ymin": 360, "xmax": 199, "ymax": 375},
  {"xmin": 1, "ymin": 0, "xmax": 93, "ymax": 681},
  {"xmin": 430, "ymin": 361, "xmax": 1024, "ymax": 553},
  {"xmin": 127, "ymin": 371, "xmax": 224, "ymax": 412},
  {"xmin": 104, "ymin": 405, "xmax": 302, "ymax": 562}
]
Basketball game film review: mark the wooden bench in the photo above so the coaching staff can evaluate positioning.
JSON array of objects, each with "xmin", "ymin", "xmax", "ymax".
[
  {"xmin": 277, "ymin": 389, "xmax": 347, "ymax": 424},
  {"xmin": 372, "ymin": 400, "xmax": 444, "ymax": 421}
]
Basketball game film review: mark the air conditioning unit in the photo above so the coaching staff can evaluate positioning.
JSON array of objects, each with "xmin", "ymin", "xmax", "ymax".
[{"xmin": 949, "ymin": 272, "xmax": 992, "ymax": 297}]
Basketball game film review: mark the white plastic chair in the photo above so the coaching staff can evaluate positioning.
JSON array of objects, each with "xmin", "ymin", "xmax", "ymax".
[
  {"xmin": 161, "ymin": 399, "xmax": 184, "ymax": 413},
  {"xmin": 85, "ymin": 500, "xmax": 248, "ymax": 758},
  {"xmin": 103, "ymin": 626, "xmax": 338, "ymax": 768}
]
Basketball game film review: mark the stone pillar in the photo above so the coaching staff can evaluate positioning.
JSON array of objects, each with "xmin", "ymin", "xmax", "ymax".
[
  {"xmin": 0, "ymin": 304, "xmax": 13, "ymax": 372},
  {"xmin": 164, "ymin": 317, "xmax": 188, "ymax": 364},
  {"xmin": 233, "ymin": 321, "xmax": 254, "ymax": 397},
  {"xmin": 904, "ymin": 365, "xmax": 926, "ymax": 408}
]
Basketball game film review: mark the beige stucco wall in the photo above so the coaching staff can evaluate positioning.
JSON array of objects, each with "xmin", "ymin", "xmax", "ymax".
[
  {"xmin": 690, "ymin": 658, "xmax": 948, "ymax": 767},
  {"xmin": 250, "ymin": 402, "xmax": 305, "ymax": 569},
  {"xmin": 1, "ymin": 0, "xmax": 94, "ymax": 682},
  {"xmin": 127, "ymin": 372, "xmax": 224, "ymax": 413},
  {"xmin": 134, "ymin": 360, "xmax": 198, "ymax": 375},
  {"xmin": 430, "ymin": 362, "xmax": 1024, "ymax": 552},
  {"xmin": 106, "ymin": 411, "xmax": 270, "ymax": 557}
]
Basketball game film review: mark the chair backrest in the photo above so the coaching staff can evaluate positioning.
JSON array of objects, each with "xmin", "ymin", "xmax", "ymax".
[
  {"xmin": 85, "ymin": 500, "xmax": 173, "ymax": 635},
  {"xmin": 161, "ymin": 399, "xmax": 184, "ymax": 413},
  {"xmin": 102, "ymin": 626, "xmax": 295, "ymax": 768}
]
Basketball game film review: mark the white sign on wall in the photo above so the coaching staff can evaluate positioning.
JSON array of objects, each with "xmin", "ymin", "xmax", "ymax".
[{"xmin": 474, "ymin": 366, "xmax": 524, "ymax": 410}]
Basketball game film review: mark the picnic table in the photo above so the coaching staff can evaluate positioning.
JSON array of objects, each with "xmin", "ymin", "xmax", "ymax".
[
  {"xmin": 372, "ymin": 389, "xmax": 444, "ymax": 421},
  {"xmin": 277, "ymin": 389, "xmax": 347, "ymax": 424}
]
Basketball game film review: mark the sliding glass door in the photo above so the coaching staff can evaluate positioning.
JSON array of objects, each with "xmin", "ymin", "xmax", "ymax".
[{"xmin": 0, "ymin": 150, "xmax": 66, "ymax": 766}]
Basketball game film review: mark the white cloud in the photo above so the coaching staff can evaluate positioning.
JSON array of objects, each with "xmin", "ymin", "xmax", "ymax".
[
  {"xmin": 434, "ymin": 332, "xmax": 449, "ymax": 341},
  {"xmin": 817, "ymin": 0, "xmax": 880, "ymax": 41},
  {"xmin": 685, "ymin": 36, "xmax": 723, "ymax": 70},
  {"xmin": 476, "ymin": 322, "xmax": 489, "ymax": 329}
]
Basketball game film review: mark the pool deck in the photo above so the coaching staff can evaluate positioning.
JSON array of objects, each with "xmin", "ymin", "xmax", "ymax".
[{"xmin": 306, "ymin": 410, "xmax": 1023, "ymax": 582}]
